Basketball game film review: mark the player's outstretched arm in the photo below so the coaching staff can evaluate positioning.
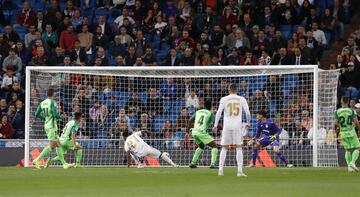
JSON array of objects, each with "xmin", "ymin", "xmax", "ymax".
[
  {"xmin": 242, "ymin": 98, "xmax": 251, "ymax": 128},
  {"xmin": 34, "ymin": 105, "xmax": 45, "ymax": 121},
  {"xmin": 50, "ymin": 101, "xmax": 64, "ymax": 120},
  {"xmin": 214, "ymin": 99, "xmax": 225, "ymax": 130}
]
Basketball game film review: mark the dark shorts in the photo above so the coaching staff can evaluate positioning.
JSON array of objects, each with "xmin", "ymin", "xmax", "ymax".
[{"xmin": 258, "ymin": 136, "xmax": 280, "ymax": 147}]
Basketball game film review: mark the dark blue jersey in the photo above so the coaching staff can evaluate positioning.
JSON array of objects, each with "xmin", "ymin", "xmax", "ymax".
[{"xmin": 255, "ymin": 118, "xmax": 282, "ymax": 139}]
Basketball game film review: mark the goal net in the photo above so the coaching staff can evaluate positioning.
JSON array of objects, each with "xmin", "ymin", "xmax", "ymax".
[{"xmin": 24, "ymin": 66, "xmax": 339, "ymax": 167}]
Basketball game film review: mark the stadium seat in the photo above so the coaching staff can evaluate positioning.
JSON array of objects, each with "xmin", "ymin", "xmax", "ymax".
[
  {"xmin": 154, "ymin": 115, "xmax": 167, "ymax": 133},
  {"xmin": 139, "ymin": 92, "xmax": 148, "ymax": 104},
  {"xmin": 0, "ymin": 26, "xmax": 4, "ymax": 33},
  {"xmin": 173, "ymin": 131, "xmax": 186, "ymax": 139}
]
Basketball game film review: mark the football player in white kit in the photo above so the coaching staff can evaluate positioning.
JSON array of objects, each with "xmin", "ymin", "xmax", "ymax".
[
  {"xmin": 124, "ymin": 131, "xmax": 178, "ymax": 168},
  {"xmin": 213, "ymin": 84, "xmax": 251, "ymax": 177}
]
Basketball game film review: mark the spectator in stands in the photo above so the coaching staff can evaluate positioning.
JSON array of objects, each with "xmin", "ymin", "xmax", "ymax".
[
  {"xmin": 262, "ymin": 75, "xmax": 283, "ymax": 108},
  {"xmin": 270, "ymin": 31, "xmax": 288, "ymax": 53},
  {"xmin": 0, "ymin": 115, "xmax": 14, "ymax": 139},
  {"xmin": 300, "ymin": 110, "xmax": 312, "ymax": 132},
  {"xmin": 109, "ymin": 35, "xmax": 127, "ymax": 59},
  {"xmin": 210, "ymin": 25, "xmax": 226, "ymax": 51},
  {"xmin": 118, "ymin": 26, "xmax": 133, "ymax": 47},
  {"xmin": 311, "ymin": 22, "xmax": 326, "ymax": 57},
  {"xmin": 136, "ymin": 112, "xmax": 154, "ymax": 137},
  {"xmin": 125, "ymin": 91, "xmax": 145, "ymax": 116},
  {"xmin": 163, "ymin": 0, "xmax": 178, "ymax": 18},
  {"xmin": 16, "ymin": 1, "xmax": 36, "ymax": 27},
  {"xmin": 0, "ymin": 99, "xmax": 7, "ymax": 115},
  {"xmin": 6, "ymin": 104, "xmax": 16, "ymax": 122},
  {"xmin": 281, "ymin": 113, "xmax": 298, "ymax": 146},
  {"xmin": 162, "ymin": 48, "xmax": 180, "ymax": 66},
  {"xmin": 180, "ymin": 48, "xmax": 195, "ymax": 66},
  {"xmin": 24, "ymin": 25, "xmax": 36, "ymax": 48},
  {"xmin": 34, "ymin": 10, "xmax": 45, "ymax": 33},
  {"xmin": 142, "ymin": 47, "xmax": 157, "ymax": 66},
  {"xmin": 57, "ymin": 15, "xmax": 71, "ymax": 35},
  {"xmin": 2, "ymin": 49, "xmax": 22, "ymax": 75},
  {"xmin": 10, "ymin": 82, "xmax": 24, "ymax": 102},
  {"xmin": 240, "ymin": 50, "xmax": 258, "ymax": 65},
  {"xmin": 41, "ymin": 24, "xmax": 58, "ymax": 49},
  {"xmin": 226, "ymin": 47, "xmax": 241, "ymax": 65},
  {"xmin": 160, "ymin": 78, "xmax": 178, "ymax": 101},
  {"xmin": 14, "ymin": 41, "xmax": 28, "ymax": 67},
  {"xmin": 49, "ymin": 47, "xmax": 65, "ymax": 66},
  {"xmin": 321, "ymin": 8, "xmax": 336, "ymax": 35},
  {"xmin": 75, "ymin": 16, "xmax": 90, "ymax": 33},
  {"xmin": 63, "ymin": 0, "xmax": 76, "ymax": 17},
  {"xmin": 292, "ymin": 47, "xmax": 309, "ymax": 65},
  {"xmin": 77, "ymin": 24, "xmax": 93, "ymax": 52},
  {"xmin": 288, "ymin": 33, "xmax": 299, "ymax": 53},
  {"xmin": 125, "ymin": 46, "xmax": 137, "ymax": 66},
  {"xmin": 93, "ymin": 26, "xmax": 110, "ymax": 50},
  {"xmin": 44, "ymin": 0, "xmax": 61, "ymax": 27},
  {"xmin": 72, "ymin": 9, "xmax": 83, "ymax": 29},
  {"xmin": 114, "ymin": 8, "xmax": 135, "ymax": 28},
  {"xmin": 186, "ymin": 89, "xmax": 199, "ymax": 109},
  {"xmin": 1, "ymin": 67, "xmax": 18, "ymax": 97},
  {"xmin": 59, "ymin": 56, "xmax": 73, "ymax": 66},
  {"xmin": 258, "ymin": 50, "xmax": 272, "ymax": 65},
  {"xmin": 177, "ymin": 30, "xmax": 196, "ymax": 49},
  {"xmin": 132, "ymin": 30, "xmax": 150, "ymax": 57},
  {"xmin": 239, "ymin": 80, "xmax": 251, "ymax": 99},
  {"xmin": 28, "ymin": 47, "xmax": 48, "ymax": 66},
  {"xmin": 114, "ymin": 56, "xmax": 125, "ymax": 66},
  {"xmin": 249, "ymin": 89, "xmax": 268, "ymax": 113},
  {"xmin": 70, "ymin": 40, "xmax": 87, "ymax": 66},
  {"xmin": 271, "ymin": 47, "xmax": 291, "ymax": 65},
  {"xmin": 343, "ymin": 37, "xmax": 358, "ymax": 56},
  {"xmin": 94, "ymin": 46, "xmax": 109, "ymax": 66},
  {"xmin": 92, "ymin": 15, "xmax": 112, "ymax": 38},
  {"xmin": 329, "ymin": 0, "xmax": 345, "ymax": 40},
  {"xmin": 4, "ymin": 26, "xmax": 20, "ymax": 44},
  {"xmin": 227, "ymin": 29, "xmax": 251, "ymax": 51},
  {"xmin": 146, "ymin": 87, "xmax": 163, "ymax": 116},
  {"xmin": 298, "ymin": 37, "xmax": 316, "ymax": 64},
  {"xmin": 160, "ymin": 119, "xmax": 174, "ymax": 139},
  {"xmin": 176, "ymin": 108, "xmax": 189, "ymax": 133},
  {"xmin": 59, "ymin": 25, "xmax": 77, "ymax": 52},
  {"xmin": 96, "ymin": 105, "xmax": 112, "ymax": 137},
  {"xmin": 110, "ymin": 108, "xmax": 132, "ymax": 140}
]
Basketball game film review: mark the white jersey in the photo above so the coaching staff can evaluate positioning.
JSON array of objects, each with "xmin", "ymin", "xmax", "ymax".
[
  {"xmin": 214, "ymin": 94, "xmax": 250, "ymax": 131},
  {"xmin": 124, "ymin": 131, "xmax": 161, "ymax": 158}
]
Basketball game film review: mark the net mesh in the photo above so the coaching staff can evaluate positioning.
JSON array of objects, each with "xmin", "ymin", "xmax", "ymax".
[{"xmin": 26, "ymin": 67, "xmax": 339, "ymax": 167}]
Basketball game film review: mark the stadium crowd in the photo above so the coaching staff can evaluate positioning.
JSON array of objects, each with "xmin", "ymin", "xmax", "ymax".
[{"xmin": 0, "ymin": 0, "xmax": 359, "ymax": 147}]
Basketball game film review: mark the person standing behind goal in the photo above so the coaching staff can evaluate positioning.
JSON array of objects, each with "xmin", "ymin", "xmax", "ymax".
[{"xmin": 213, "ymin": 84, "xmax": 250, "ymax": 177}]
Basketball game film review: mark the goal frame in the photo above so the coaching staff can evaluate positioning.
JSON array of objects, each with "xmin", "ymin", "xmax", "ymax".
[{"xmin": 24, "ymin": 65, "xmax": 319, "ymax": 167}]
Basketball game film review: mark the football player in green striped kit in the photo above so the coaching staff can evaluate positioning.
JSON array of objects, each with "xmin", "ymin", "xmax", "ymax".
[{"xmin": 334, "ymin": 97, "xmax": 360, "ymax": 172}]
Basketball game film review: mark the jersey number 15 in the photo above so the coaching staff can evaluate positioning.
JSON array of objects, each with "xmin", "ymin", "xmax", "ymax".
[{"xmin": 227, "ymin": 103, "xmax": 240, "ymax": 116}]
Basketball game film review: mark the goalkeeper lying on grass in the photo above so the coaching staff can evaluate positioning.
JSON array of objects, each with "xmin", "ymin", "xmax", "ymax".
[
  {"xmin": 125, "ymin": 131, "xmax": 178, "ymax": 168},
  {"xmin": 44, "ymin": 112, "xmax": 83, "ymax": 169},
  {"xmin": 247, "ymin": 111, "xmax": 292, "ymax": 168}
]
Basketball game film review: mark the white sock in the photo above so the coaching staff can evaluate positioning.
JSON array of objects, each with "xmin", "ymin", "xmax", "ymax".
[
  {"xmin": 161, "ymin": 153, "xmax": 175, "ymax": 166},
  {"xmin": 236, "ymin": 147, "xmax": 243, "ymax": 172},
  {"xmin": 219, "ymin": 147, "xmax": 228, "ymax": 171}
]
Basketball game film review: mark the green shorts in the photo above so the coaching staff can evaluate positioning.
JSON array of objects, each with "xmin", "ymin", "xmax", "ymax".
[
  {"xmin": 59, "ymin": 139, "xmax": 80, "ymax": 153},
  {"xmin": 45, "ymin": 128, "xmax": 58, "ymax": 141},
  {"xmin": 342, "ymin": 136, "xmax": 360, "ymax": 149},
  {"xmin": 192, "ymin": 131, "xmax": 214, "ymax": 145}
]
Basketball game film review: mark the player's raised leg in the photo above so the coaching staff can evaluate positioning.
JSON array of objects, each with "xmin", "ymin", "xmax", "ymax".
[{"xmin": 33, "ymin": 138, "xmax": 59, "ymax": 169}]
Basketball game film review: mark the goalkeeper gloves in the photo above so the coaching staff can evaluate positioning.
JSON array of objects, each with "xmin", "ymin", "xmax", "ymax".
[{"xmin": 270, "ymin": 135, "xmax": 277, "ymax": 141}]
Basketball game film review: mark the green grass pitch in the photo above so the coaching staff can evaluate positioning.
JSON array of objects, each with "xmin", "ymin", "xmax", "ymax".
[{"xmin": 0, "ymin": 167, "xmax": 359, "ymax": 197}]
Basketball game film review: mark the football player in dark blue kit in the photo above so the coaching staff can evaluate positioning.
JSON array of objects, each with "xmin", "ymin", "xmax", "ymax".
[{"xmin": 248, "ymin": 111, "xmax": 293, "ymax": 168}]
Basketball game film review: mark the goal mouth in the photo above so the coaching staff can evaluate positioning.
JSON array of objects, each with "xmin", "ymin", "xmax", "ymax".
[{"xmin": 24, "ymin": 66, "xmax": 339, "ymax": 168}]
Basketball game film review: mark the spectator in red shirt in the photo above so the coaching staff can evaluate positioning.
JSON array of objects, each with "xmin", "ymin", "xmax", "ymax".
[
  {"xmin": 59, "ymin": 25, "xmax": 77, "ymax": 52},
  {"xmin": 220, "ymin": 6, "xmax": 237, "ymax": 30},
  {"xmin": 0, "ymin": 115, "xmax": 14, "ymax": 139},
  {"xmin": 240, "ymin": 50, "xmax": 259, "ymax": 65},
  {"xmin": 177, "ymin": 30, "xmax": 196, "ymax": 49},
  {"xmin": 16, "ymin": 1, "xmax": 36, "ymax": 27}
]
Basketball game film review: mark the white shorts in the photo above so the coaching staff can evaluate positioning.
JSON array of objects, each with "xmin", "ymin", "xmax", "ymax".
[
  {"xmin": 133, "ymin": 142, "xmax": 161, "ymax": 159},
  {"xmin": 220, "ymin": 130, "xmax": 243, "ymax": 146}
]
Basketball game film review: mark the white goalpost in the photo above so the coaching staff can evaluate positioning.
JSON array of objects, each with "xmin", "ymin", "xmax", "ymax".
[{"xmin": 24, "ymin": 66, "xmax": 339, "ymax": 168}]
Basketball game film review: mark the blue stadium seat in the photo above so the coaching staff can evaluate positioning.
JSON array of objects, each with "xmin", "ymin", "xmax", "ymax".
[
  {"xmin": 0, "ymin": 26, "xmax": 4, "ymax": 33},
  {"xmin": 139, "ymin": 92, "xmax": 148, "ymax": 104},
  {"xmin": 173, "ymin": 131, "xmax": 186, "ymax": 139},
  {"xmin": 94, "ymin": 9, "xmax": 109, "ymax": 17},
  {"xmin": 154, "ymin": 115, "xmax": 167, "ymax": 133},
  {"xmin": 129, "ymin": 116, "xmax": 139, "ymax": 128},
  {"xmin": 279, "ymin": 25, "xmax": 292, "ymax": 32},
  {"xmin": 14, "ymin": 26, "xmax": 28, "ymax": 34},
  {"xmin": 325, "ymin": 32, "xmax": 332, "ymax": 44}
]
